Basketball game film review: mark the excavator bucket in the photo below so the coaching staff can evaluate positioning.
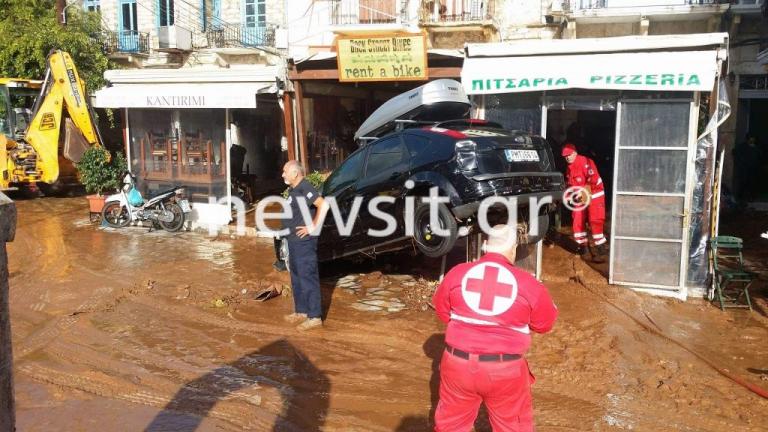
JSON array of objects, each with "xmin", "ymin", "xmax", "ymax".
[{"xmin": 63, "ymin": 117, "xmax": 90, "ymax": 163}]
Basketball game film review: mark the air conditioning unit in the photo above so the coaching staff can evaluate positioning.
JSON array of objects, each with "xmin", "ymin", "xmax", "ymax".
[
  {"xmin": 158, "ymin": 25, "xmax": 192, "ymax": 50},
  {"xmin": 274, "ymin": 28, "xmax": 288, "ymax": 50}
]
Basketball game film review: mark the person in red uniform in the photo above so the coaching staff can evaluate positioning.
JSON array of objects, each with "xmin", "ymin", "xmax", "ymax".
[
  {"xmin": 562, "ymin": 142, "xmax": 607, "ymax": 262},
  {"xmin": 432, "ymin": 224, "xmax": 558, "ymax": 432}
]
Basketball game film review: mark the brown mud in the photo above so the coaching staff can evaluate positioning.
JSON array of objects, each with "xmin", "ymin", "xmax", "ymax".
[{"xmin": 7, "ymin": 197, "xmax": 768, "ymax": 431}]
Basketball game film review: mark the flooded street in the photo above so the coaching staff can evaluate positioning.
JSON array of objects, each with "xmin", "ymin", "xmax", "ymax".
[{"xmin": 7, "ymin": 197, "xmax": 768, "ymax": 431}]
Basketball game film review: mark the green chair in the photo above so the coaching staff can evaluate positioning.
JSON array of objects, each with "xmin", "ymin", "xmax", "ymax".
[{"xmin": 710, "ymin": 236, "xmax": 757, "ymax": 311}]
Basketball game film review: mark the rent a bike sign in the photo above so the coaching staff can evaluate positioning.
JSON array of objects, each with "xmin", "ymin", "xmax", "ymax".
[
  {"xmin": 461, "ymin": 50, "xmax": 718, "ymax": 94},
  {"xmin": 336, "ymin": 33, "xmax": 428, "ymax": 82}
]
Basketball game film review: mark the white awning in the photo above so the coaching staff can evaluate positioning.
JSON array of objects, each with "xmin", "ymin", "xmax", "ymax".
[
  {"xmin": 462, "ymin": 50, "xmax": 720, "ymax": 95},
  {"xmin": 465, "ymin": 33, "xmax": 728, "ymax": 57},
  {"xmin": 93, "ymin": 82, "xmax": 275, "ymax": 109}
]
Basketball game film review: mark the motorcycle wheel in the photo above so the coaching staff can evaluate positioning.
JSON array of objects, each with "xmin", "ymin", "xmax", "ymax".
[
  {"xmin": 159, "ymin": 202, "xmax": 185, "ymax": 232},
  {"xmin": 101, "ymin": 201, "xmax": 131, "ymax": 228}
]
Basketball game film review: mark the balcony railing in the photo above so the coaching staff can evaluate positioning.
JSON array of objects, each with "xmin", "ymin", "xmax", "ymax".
[
  {"xmin": 199, "ymin": 23, "xmax": 277, "ymax": 49},
  {"xmin": 101, "ymin": 30, "xmax": 150, "ymax": 55},
  {"xmin": 330, "ymin": 0, "xmax": 407, "ymax": 25},
  {"xmin": 420, "ymin": 0, "xmax": 495, "ymax": 24},
  {"xmin": 572, "ymin": 0, "xmax": 726, "ymax": 9}
]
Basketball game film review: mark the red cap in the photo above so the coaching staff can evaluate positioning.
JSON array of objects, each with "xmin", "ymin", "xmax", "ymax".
[{"xmin": 561, "ymin": 143, "xmax": 577, "ymax": 157}]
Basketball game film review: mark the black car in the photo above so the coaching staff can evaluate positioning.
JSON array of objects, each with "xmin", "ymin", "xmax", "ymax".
[{"xmin": 281, "ymin": 119, "xmax": 564, "ymax": 264}]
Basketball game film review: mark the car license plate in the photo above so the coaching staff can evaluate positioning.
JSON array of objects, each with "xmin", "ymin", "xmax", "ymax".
[
  {"xmin": 504, "ymin": 149, "xmax": 540, "ymax": 162},
  {"xmin": 179, "ymin": 199, "xmax": 191, "ymax": 213}
]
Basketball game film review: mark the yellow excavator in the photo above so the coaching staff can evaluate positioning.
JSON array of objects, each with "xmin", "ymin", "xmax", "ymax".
[{"xmin": 1, "ymin": 50, "xmax": 102, "ymax": 193}]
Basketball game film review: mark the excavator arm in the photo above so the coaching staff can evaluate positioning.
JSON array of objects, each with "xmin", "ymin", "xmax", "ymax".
[{"xmin": 5, "ymin": 50, "xmax": 102, "ymax": 187}]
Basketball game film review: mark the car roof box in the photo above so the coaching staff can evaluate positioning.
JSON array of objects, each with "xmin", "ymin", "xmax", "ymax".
[{"xmin": 354, "ymin": 79, "xmax": 471, "ymax": 141}]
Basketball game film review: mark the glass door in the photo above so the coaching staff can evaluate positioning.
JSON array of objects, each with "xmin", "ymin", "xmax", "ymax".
[
  {"xmin": 242, "ymin": 0, "xmax": 266, "ymax": 46},
  {"xmin": 118, "ymin": 0, "xmax": 139, "ymax": 52},
  {"xmin": 609, "ymin": 99, "xmax": 696, "ymax": 294}
]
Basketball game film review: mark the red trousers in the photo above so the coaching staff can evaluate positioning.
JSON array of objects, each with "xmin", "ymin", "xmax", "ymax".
[
  {"xmin": 435, "ymin": 351, "xmax": 535, "ymax": 432},
  {"xmin": 572, "ymin": 195, "xmax": 606, "ymax": 246}
]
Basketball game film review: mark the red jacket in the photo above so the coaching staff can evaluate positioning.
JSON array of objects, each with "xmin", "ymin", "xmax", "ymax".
[
  {"xmin": 433, "ymin": 253, "xmax": 558, "ymax": 355},
  {"xmin": 566, "ymin": 154, "xmax": 605, "ymax": 199}
]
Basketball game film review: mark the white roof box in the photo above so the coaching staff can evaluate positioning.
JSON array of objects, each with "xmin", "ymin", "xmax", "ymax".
[{"xmin": 354, "ymin": 79, "xmax": 471, "ymax": 141}]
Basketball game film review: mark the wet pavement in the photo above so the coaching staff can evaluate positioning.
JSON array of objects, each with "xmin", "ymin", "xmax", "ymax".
[{"xmin": 7, "ymin": 196, "xmax": 768, "ymax": 431}]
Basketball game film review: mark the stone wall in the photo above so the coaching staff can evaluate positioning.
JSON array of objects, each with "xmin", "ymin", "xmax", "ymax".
[{"xmin": 0, "ymin": 192, "xmax": 17, "ymax": 432}]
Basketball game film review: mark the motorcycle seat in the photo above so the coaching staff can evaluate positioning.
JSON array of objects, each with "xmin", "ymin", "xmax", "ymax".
[{"xmin": 146, "ymin": 187, "xmax": 181, "ymax": 200}]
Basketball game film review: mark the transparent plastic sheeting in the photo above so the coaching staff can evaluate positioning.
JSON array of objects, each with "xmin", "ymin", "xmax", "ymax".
[{"xmin": 686, "ymin": 80, "xmax": 731, "ymax": 288}]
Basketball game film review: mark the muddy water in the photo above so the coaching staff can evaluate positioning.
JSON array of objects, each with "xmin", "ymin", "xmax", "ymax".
[{"xmin": 7, "ymin": 197, "xmax": 768, "ymax": 431}]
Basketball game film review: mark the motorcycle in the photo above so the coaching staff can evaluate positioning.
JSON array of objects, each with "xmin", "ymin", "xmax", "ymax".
[{"xmin": 101, "ymin": 172, "xmax": 191, "ymax": 232}]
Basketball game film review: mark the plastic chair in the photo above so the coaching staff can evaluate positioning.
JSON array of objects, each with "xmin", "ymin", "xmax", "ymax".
[{"xmin": 710, "ymin": 236, "xmax": 756, "ymax": 311}]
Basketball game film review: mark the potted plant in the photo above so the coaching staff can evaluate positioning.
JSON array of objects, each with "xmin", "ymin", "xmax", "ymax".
[{"xmin": 75, "ymin": 147, "xmax": 127, "ymax": 213}]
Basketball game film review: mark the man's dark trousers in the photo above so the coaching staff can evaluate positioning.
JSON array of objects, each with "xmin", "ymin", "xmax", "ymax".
[{"xmin": 287, "ymin": 237, "xmax": 321, "ymax": 319}]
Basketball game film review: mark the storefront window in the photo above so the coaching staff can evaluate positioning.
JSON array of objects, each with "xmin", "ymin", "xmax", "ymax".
[
  {"xmin": 483, "ymin": 92, "xmax": 542, "ymax": 135},
  {"xmin": 128, "ymin": 108, "xmax": 227, "ymax": 202},
  {"xmin": 304, "ymin": 95, "xmax": 363, "ymax": 173}
]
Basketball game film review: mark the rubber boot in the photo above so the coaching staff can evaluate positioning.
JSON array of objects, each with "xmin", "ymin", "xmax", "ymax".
[
  {"xmin": 593, "ymin": 244, "xmax": 607, "ymax": 263},
  {"xmin": 577, "ymin": 245, "xmax": 588, "ymax": 256}
]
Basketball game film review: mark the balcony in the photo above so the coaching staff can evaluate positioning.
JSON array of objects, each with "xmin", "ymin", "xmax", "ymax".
[
  {"xmin": 419, "ymin": 0, "xmax": 495, "ymax": 25},
  {"xmin": 729, "ymin": 0, "xmax": 765, "ymax": 14},
  {"xmin": 758, "ymin": 48, "xmax": 768, "ymax": 70},
  {"xmin": 329, "ymin": 0, "xmax": 408, "ymax": 26},
  {"xmin": 102, "ymin": 30, "xmax": 150, "ymax": 56},
  {"xmin": 571, "ymin": 0, "xmax": 727, "ymax": 9},
  {"xmin": 565, "ymin": 0, "xmax": 730, "ymax": 23},
  {"xmin": 197, "ymin": 23, "xmax": 277, "ymax": 49}
]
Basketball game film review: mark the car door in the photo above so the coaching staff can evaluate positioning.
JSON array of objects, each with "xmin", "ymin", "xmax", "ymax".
[
  {"xmin": 356, "ymin": 135, "xmax": 410, "ymax": 244},
  {"xmin": 319, "ymin": 147, "xmax": 368, "ymax": 260}
]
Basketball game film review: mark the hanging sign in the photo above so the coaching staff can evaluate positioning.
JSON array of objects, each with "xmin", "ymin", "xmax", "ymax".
[
  {"xmin": 336, "ymin": 34, "xmax": 428, "ymax": 82},
  {"xmin": 462, "ymin": 50, "xmax": 718, "ymax": 94}
]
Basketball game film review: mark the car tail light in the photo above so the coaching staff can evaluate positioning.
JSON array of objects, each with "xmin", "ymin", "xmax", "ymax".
[{"xmin": 424, "ymin": 126, "xmax": 467, "ymax": 139}]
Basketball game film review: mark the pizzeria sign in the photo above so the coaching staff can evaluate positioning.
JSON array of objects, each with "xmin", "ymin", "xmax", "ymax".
[{"xmin": 461, "ymin": 50, "xmax": 719, "ymax": 94}]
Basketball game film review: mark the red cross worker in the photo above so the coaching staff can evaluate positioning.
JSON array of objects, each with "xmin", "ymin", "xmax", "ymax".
[
  {"xmin": 562, "ymin": 142, "xmax": 607, "ymax": 261},
  {"xmin": 432, "ymin": 225, "xmax": 558, "ymax": 432}
]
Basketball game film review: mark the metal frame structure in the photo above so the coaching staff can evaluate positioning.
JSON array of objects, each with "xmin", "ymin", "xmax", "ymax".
[{"xmin": 607, "ymin": 96, "xmax": 698, "ymax": 299}]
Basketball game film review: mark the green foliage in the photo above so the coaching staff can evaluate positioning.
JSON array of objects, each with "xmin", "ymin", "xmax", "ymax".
[
  {"xmin": 0, "ymin": 1, "xmax": 113, "ymax": 94},
  {"xmin": 75, "ymin": 147, "xmax": 127, "ymax": 195},
  {"xmin": 282, "ymin": 171, "xmax": 326, "ymax": 198}
]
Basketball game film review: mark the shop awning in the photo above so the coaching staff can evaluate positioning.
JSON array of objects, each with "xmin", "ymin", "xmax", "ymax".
[
  {"xmin": 462, "ymin": 50, "xmax": 720, "ymax": 95},
  {"xmin": 93, "ymin": 82, "xmax": 276, "ymax": 109},
  {"xmin": 462, "ymin": 33, "xmax": 727, "ymax": 95}
]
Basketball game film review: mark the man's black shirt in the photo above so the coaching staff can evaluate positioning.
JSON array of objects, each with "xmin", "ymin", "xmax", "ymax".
[{"xmin": 284, "ymin": 178, "xmax": 319, "ymax": 242}]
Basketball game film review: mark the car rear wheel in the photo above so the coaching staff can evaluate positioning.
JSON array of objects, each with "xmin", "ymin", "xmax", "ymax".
[{"xmin": 413, "ymin": 202, "xmax": 458, "ymax": 258}]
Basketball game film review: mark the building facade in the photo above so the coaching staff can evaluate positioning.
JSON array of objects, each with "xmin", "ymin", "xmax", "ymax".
[{"xmin": 91, "ymin": 0, "xmax": 289, "ymax": 228}]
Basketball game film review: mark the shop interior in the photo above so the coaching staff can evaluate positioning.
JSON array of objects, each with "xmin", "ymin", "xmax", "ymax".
[
  {"xmin": 734, "ymin": 97, "xmax": 768, "ymax": 201},
  {"xmin": 230, "ymin": 95, "xmax": 286, "ymax": 205},
  {"xmin": 128, "ymin": 108, "xmax": 228, "ymax": 202}
]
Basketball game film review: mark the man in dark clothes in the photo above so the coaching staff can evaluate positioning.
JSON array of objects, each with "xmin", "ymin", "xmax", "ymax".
[
  {"xmin": 733, "ymin": 135, "xmax": 762, "ymax": 202},
  {"xmin": 281, "ymin": 160, "xmax": 328, "ymax": 331}
]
